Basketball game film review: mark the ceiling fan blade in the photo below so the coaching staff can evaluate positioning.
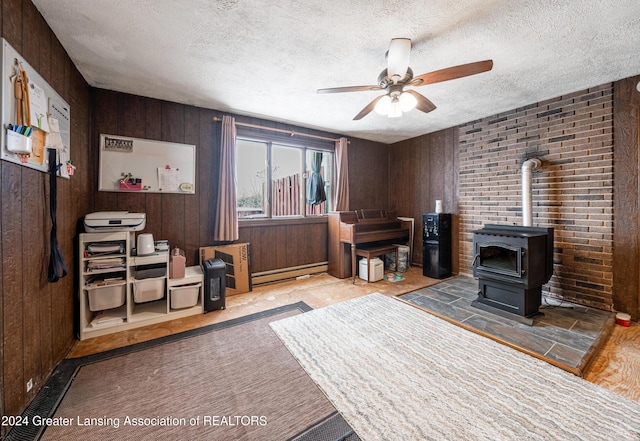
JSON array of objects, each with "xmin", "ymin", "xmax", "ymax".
[
  {"xmin": 317, "ymin": 85, "xmax": 382, "ymax": 94},
  {"xmin": 405, "ymin": 90, "xmax": 437, "ymax": 113},
  {"xmin": 387, "ymin": 38, "xmax": 411, "ymax": 80},
  {"xmin": 353, "ymin": 95, "xmax": 384, "ymax": 120},
  {"xmin": 410, "ymin": 60, "xmax": 493, "ymax": 87}
]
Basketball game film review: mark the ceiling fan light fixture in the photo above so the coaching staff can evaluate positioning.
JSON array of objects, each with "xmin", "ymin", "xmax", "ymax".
[
  {"xmin": 318, "ymin": 38, "xmax": 493, "ymax": 121},
  {"xmin": 387, "ymin": 38, "xmax": 411, "ymax": 79},
  {"xmin": 399, "ymin": 91, "xmax": 417, "ymax": 112},
  {"xmin": 388, "ymin": 96, "xmax": 403, "ymax": 118},
  {"xmin": 374, "ymin": 95, "xmax": 391, "ymax": 115}
]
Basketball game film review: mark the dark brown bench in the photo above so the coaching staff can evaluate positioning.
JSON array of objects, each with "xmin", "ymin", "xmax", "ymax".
[{"xmin": 354, "ymin": 244, "xmax": 398, "ymax": 283}]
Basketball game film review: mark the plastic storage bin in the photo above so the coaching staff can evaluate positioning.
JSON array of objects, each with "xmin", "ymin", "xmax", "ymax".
[
  {"xmin": 132, "ymin": 276, "xmax": 165, "ymax": 303},
  {"xmin": 6, "ymin": 130, "xmax": 33, "ymax": 154},
  {"xmin": 359, "ymin": 258, "xmax": 384, "ymax": 282},
  {"xmin": 170, "ymin": 283, "xmax": 201, "ymax": 309},
  {"xmin": 86, "ymin": 281, "xmax": 126, "ymax": 311},
  {"xmin": 386, "ymin": 245, "xmax": 410, "ymax": 272}
]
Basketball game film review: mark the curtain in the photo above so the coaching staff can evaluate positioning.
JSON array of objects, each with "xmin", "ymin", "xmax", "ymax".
[
  {"xmin": 213, "ymin": 115, "xmax": 239, "ymax": 241},
  {"xmin": 306, "ymin": 151, "xmax": 327, "ymax": 205},
  {"xmin": 334, "ymin": 137, "xmax": 349, "ymax": 211}
]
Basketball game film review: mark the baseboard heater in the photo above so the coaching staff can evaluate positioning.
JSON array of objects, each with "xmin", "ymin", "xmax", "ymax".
[{"xmin": 252, "ymin": 262, "xmax": 328, "ymax": 286}]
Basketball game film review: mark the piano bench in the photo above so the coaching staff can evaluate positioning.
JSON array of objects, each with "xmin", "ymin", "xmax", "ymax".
[{"xmin": 354, "ymin": 244, "xmax": 398, "ymax": 282}]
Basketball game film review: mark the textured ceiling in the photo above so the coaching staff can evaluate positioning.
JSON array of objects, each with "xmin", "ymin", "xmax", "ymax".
[{"xmin": 31, "ymin": 0, "xmax": 640, "ymax": 144}]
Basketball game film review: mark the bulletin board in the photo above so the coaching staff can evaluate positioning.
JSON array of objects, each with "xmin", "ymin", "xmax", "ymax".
[
  {"xmin": 98, "ymin": 134, "xmax": 196, "ymax": 194},
  {"xmin": 1, "ymin": 38, "xmax": 71, "ymax": 177}
]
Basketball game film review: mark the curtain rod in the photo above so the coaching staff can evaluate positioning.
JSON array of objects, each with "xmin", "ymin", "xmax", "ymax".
[{"xmin": 213, "ymin": 117, "xmax": 345, "ymax": 143}]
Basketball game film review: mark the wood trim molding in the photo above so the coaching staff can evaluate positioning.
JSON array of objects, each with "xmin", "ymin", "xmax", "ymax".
[{"xmin": 238, "ymin": 216, "xmax": 328, "ymax": 228}]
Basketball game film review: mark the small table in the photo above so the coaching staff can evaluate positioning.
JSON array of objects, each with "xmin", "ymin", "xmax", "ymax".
[{"xmin": 352, "ymin": 244, "xmax": 398, "ymax": 283}]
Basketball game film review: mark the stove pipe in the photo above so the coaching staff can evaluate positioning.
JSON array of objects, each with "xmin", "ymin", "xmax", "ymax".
[{"xmin": 522, "ymin": 158, "xmax": 541, "ymax": 227}]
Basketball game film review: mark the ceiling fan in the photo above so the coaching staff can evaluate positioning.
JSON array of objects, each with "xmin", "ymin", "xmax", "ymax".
[{"xmin": 317, "ymin": 38, "xmax": 493, "ymax": 120}]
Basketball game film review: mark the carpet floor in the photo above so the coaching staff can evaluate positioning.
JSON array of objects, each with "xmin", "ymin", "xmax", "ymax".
[
  {"xmin": 271, "ymin": 293, "xmax": 640, "ymax": 441},
  {"xmin": 9, "ymin": 303, "xmax": 358, "ymax": 441}
]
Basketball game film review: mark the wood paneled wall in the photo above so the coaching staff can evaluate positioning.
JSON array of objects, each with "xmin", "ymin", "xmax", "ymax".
[
  {"xmin": 91, "ymin": 91, "xmax": 389, "ymax": 273},
  {"xmin": 91, "ymin": 90, "xmax": 220, "ymax": 266},
  {"xmin": 389, "ymin": 128, "xmax": 459, "ymax": 271},
  {"xmin": 613, "ymin": 75, "xmax": 640, "ymax": 320},
  {"xmin": 238, "ymin": 218, "xmax": 328, "ymax": 273},
  {"xmin": 347, "ymin": 137, "xmax": 391, "ymax": 211},
  {"xmin": 0, "ymin": 0, "xmax": 92, "ymax": 429}
]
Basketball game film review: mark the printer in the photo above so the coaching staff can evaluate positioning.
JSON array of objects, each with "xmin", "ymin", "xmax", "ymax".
[{"xmin": 84, "ymin": 211, "xmax": 146, "ymax": 233}]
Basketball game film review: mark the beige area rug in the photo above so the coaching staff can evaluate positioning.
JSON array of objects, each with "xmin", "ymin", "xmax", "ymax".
[
  {"xmin": 271, "ymin": 293, "xmax": 640, "ymax": 441},
  {"xmin": 12, "ymin": 304, "xmax": 357, "ymax": 441}
]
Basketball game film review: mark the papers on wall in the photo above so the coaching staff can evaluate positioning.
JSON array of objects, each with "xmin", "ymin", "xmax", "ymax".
[
  {"xmin": 45, "ymin": 116, "xmax": 64, "ymax": 150},
  {"xmin": 49, "ymin": 98, "xmax": 70, "ymax": 150},
  {"xmin": 1, "ymin": 38, "xmax": 72, "ymax": 177},
  {"xmin": 28, "ymin": 79, "xmax": 50, "ymax": 132},
  {"xmin": 158, "ymin": 167, "xmax": 180, "ymax": 192},
  {"xmin": 44, "ymin": 115, "xmax": 71, "ymax": 177}
]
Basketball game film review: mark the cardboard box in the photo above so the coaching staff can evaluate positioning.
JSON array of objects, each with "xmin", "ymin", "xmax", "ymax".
[{"xmin": 199, "ymin": 243, "xmax": 252, "ymax": 295}]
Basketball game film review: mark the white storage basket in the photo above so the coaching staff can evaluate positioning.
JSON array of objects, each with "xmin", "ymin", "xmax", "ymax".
[
  {"xmin": 132, "ymin": 276, "xmax": 165, "ymax": 303},
  {"xmin": 170, "ymin": 283, "xmax": 201, "ymax": 309},
  {"xmin": 86, "ymin": 280, "xmax": 126, "ymax": 311}
]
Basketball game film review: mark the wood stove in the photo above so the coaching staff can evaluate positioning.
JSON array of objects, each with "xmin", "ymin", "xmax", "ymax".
[{"xmin": 472, "ymin": 224, "xmax": 554, "ymax": 318}]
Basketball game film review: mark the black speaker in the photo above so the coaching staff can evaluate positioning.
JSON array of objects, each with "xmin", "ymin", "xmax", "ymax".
[{"xmin": 202, "ymin": 258, "xmax": 226, "ymax": 312}]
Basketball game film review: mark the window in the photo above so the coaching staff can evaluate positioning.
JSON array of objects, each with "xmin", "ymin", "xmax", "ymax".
[
  {"xmin": 236, "ymin": 139, "xmax": 267, "ymax": 218},
  {"xmin": 236, "ymin": 137, "xmax": 333, "ymax": 219}
]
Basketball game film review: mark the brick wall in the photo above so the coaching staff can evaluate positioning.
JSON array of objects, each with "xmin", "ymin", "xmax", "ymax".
[{"xmin": 458, "ymin": 84, "xmax": 614, "ymax": 310}]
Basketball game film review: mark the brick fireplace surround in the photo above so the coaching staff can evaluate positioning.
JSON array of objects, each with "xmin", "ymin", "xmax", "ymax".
[{"xmin": 457, "ymin": 84, "xmax": 613, "ymax": 311}]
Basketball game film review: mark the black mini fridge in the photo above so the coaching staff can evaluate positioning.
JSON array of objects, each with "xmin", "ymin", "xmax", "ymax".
[
  {"xmin": 423, "ymin": 213, "xmax": 452, "ymax": 279},
  {"xmin": 203, "ymin": 258, "xmax": 226, "ymax": 312}
]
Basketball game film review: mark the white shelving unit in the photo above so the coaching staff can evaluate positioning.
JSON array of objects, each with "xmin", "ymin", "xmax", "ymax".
[{"xmin": 79, "ymin": 231, "xmax": 203, "ymax": 340}]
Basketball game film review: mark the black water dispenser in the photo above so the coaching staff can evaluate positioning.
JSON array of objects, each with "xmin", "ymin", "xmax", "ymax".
[
  {"xmin": 202, "ymin": 258, "xmax": 226, "ymax": 312},
  {"xmin": 423, "ymin": 213, "xmax": 452, "ymax": 279}
]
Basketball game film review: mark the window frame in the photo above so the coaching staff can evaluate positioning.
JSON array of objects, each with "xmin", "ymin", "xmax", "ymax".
[{"xmin": 235, "ymin": 132, "xmax": 334, "ymax": 221}]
